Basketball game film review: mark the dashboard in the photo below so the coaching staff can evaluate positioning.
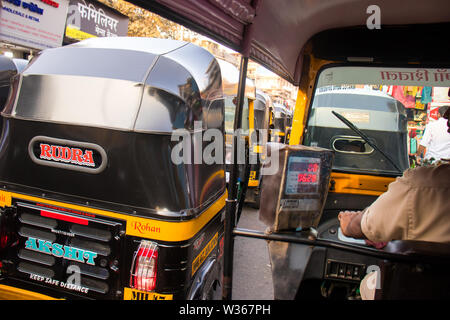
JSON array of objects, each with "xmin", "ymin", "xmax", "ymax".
[{"xmin": 315, "ymin": 218, "xmax": 379, "ymax": 284}]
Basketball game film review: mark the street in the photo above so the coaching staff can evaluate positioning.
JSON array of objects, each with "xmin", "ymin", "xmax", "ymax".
[{"xmin": 232, "ymin": 205, "xmax": 274, "ymax": 300}]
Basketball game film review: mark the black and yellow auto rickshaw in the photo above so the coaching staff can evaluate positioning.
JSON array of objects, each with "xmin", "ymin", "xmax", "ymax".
[
  {"xmin": 0, "ymin": 37, "xmax": 228, "ymax": 300},
  {"xmin": 219, "ymin": 58, "xmax": 255, "ymax": 185},
  {"xmin": 270, "ymin": 103, "xmax": 291, "ymax": 144},
  {"xmin": 132, "ymin": 0, "xmax": 450, "ymax": 301},
  {"xmin": 243, "ymin": 89, "xmax": 271, "ymax": 207},
  {"xmin": 1, "ymin": 0, "xmax": 450, "ymax": 303},
  {"xmin": 303, "ymin": 87, "xmax": 409, "ymax": 175},
  {"xmin": 219, "ymin": 60, "xmax": 270, "ymax": 208}
]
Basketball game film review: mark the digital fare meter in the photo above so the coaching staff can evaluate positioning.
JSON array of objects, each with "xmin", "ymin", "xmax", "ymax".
[
  {"xmin": 285, "ymin": 157, "xmax": 321, "ymax": 194},
  {"xmin": 259, "ymin": 144, "xmax": 334, "ymax": 231}
]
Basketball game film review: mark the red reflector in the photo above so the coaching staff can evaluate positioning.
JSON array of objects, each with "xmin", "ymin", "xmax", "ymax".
[
  {"xmin": 130, "ymin": 241, "xmax": 158, "ymax": 292},
  {"xmin": 40, "ymin": 210, "xmax": 89, "ymax": 225}
]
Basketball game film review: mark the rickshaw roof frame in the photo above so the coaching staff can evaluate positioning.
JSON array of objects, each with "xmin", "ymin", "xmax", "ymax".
[
  {"xmin": 313, "ymin": 87, "xmax": 406, "ymax": 114},
  {"xmin": 23, "ymin": 37, "xmax": 191, "ymax": 85},
  {"xmin": 255, "ymin": 89, "xmax": 271, "ymax": 105},
  {"xmin": 10, "ymin": 37, "xmax": 229, "ymax": 134},
  {"xmin": 68, "ymin": 36, "xmax": 188, "ymax": 55},
  {"xmin": 272, "ymin": 102, "xmax": 291, "ymax": 115}
]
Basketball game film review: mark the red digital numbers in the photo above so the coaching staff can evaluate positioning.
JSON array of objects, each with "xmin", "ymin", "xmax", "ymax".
[
  {"xmin": 307, "ymin": 163, "xmax": 319, "ymax": 172},
  {"xmin": 297, "ymin": 173, "xmax": 317, "ymax": 183}
]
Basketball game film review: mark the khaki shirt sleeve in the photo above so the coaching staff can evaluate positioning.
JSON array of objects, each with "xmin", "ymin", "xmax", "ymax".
[{"xmin": 361, "ymin": 173, "xmax": 413, "ymax": 242}]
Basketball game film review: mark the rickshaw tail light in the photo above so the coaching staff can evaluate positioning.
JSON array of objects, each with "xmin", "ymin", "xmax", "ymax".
[
  {"xmin": 0, "ymin": 235, "xmax": 8, "ymax": 249},
  {"xmin": 130, "ymin": 240, "xmax": 158, "ymax": 292},
  {"xmin": 0, "ymin": 215, "xmax": 8, "ymax": 249}
]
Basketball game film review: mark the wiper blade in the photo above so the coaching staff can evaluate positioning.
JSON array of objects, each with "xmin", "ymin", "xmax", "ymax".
[{"xmin": 331, "ymin": 110, "xmax": 403, "ymax": 173}]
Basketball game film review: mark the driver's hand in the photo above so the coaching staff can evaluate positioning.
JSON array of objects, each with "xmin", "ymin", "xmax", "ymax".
[
  {"xmin": 338, "ymin": 211, "xmax": 361, "ymax": 237},
  {"xmin": 364, "ymin": 239, "xmax": 388, "ymax": 249}
]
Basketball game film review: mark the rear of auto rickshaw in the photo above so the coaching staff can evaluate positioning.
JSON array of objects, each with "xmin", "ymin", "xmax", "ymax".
[
  {"xmin": 270, "ymin": 103, "xmax": 291, "ymax": 144},
  {"xmin": 220, "ymin": 59, "xmax": 270, "ymax": 209},
  {"xmin": 220, "ymin": 58, "xmax": 255, "ymax": 183},
  {"xmin": 303, "ymin": 87, "xmax": 409, "ymax": 175},
  {"xmin": 244, "ymin": 89, "xmax": 272, "ymax": 208},
  {"xmin": 0, "ymin": 37, "xmax": 227, "ymax": 300},
  {"xmin": 132, "ymin": 0, "xmax": 450, "ymax": 301}
]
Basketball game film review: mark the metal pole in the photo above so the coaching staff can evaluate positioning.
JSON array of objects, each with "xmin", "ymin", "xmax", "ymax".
[{"xmin": 222, "ymin": 56, "xmax": 249, "ymax": 300}]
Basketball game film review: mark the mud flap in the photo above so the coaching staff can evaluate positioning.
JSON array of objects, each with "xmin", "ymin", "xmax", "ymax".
[{"xmin": 187, "ymin": 257, "xmax": 220, "ymax": 300}]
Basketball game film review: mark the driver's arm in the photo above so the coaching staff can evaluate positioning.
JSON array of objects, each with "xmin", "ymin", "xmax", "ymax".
[
  {"xmin": 360, "ymin": 173, "xmax": 411, "ymax": 242},
  {"xmin": 339, "ymin": 172, "xmax": 411, "ymax": 242}
]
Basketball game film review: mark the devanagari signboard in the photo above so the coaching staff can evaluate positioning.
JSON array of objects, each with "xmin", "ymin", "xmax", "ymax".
[
  {"xmin": 317, "ymin": 67, "xmax": 450, "ymax": 88},
  {"xmin": 0, "ymin": 0, "xmax": 70, "ymax": 50},
  {"xmin": 65, "ymin": 0, "xmax": 128, "ymax": 41}
]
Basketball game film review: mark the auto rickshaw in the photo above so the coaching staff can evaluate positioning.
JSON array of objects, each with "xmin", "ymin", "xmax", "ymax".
[
  {"xmin": 219, "ymin": 60, "xmax": 270, "ymax": 209},
  {"xmin": 132, "ymin": 0, "xmax": 450, "ymax": 301},
  {"xmin": 303, "ymin": 87, "xmax": 409, "ymax": 175},
  {"xmin": 0, "ymin": 37, "xmax": 229, "ymax": 300},
  {"xmin": 219, "ymin": 58, "xmax": 255, "ymax": 185},
  {"xmin": 244, "ymin": 89, "xmax": 271, "ymax": 208},
  {"xmin": 270, "ymin": 103, "xmax": 291, "ymax": 144}
]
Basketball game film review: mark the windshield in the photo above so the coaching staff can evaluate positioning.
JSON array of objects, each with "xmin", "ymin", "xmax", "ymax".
[{"xmin": 304, "ymin": 67, "xmax": 450, "ymax": 175}]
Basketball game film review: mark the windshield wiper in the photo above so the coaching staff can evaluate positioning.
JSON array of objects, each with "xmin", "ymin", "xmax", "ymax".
[{"xmin": 331, "ymin": 110, "xmax": 403, "ymax": 173}]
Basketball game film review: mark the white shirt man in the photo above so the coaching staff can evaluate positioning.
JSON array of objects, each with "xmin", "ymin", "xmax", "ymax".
[{"xmin": 418, "ymin": 107, "xmax": 450, "ymax": 161}]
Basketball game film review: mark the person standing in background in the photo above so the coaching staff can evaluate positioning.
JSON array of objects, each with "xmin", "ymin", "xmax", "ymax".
[{"xmin": 416, "ymin": 106, "xmax": 450, "ymax": 162}]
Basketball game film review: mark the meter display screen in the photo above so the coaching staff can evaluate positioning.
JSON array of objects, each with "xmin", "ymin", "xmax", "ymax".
[{"xmin": 285, "ymin": 156, "xmax": 321, "ymax": 194}]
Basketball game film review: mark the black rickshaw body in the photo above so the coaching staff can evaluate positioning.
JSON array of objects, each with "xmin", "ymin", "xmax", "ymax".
[{"xmin": 0, "ymin": 37, "xmax": 226, "ymax": 300}]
